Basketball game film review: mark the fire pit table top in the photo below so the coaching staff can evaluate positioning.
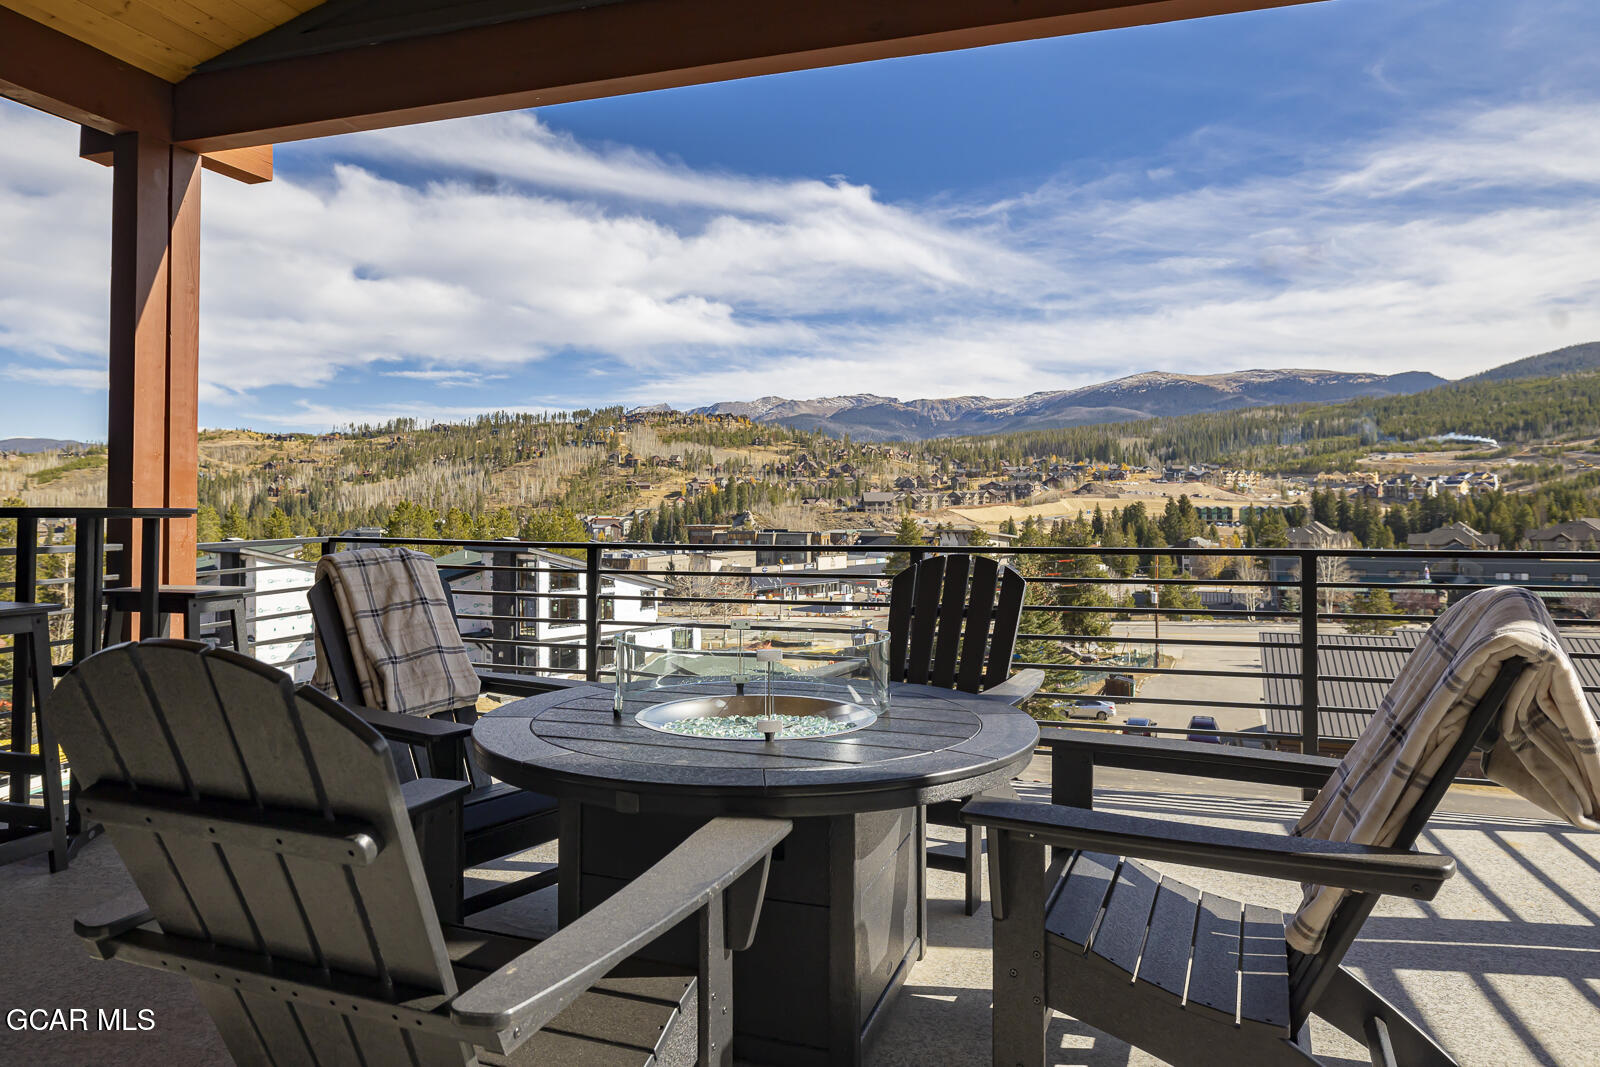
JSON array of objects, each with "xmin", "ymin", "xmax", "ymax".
[{"xmin": 472, "ymin": 680, "xmax": 1039, "ymax": 818}]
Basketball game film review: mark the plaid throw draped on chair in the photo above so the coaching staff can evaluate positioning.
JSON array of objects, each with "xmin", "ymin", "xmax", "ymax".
[
  {"xmin": 1287, "ymin": 585, "xmax": 1600, "ymax": 953},
  {"xmin": 311, "ymin": 546, "xmax": 482, "ymax": 718}
]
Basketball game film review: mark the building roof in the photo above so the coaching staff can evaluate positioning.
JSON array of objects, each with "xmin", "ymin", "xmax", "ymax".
[
  {"xmin": 1406, "ymin": 522, "xmax": 1500, "ymax": 548},
  {"xmin": 1261, "ymin": 628, "xmax": 1600, "ymax": 741},
  {"xmin": 1529, "ymin": 518, "xmax": 1600, "ymax": 544}
]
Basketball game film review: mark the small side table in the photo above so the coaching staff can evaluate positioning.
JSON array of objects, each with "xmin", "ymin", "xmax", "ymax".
[
  {"xmin": 103, "ymin": 585, "xmax": 252, "ymax": 651},
  {"xmin": 0, "ymin": 601, "xmax": 69, "ymax": 871}
]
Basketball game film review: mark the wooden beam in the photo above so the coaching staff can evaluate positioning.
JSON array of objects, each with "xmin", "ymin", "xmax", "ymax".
[
  {"xmin": 197, "ymin": 144, "xmax": 273, "ymax": 184},
  {"xmin": 172, "ymin": 0, "xmax": 1325, "ymax": 151},
  {"xmin": 0, "ymin": 5, "xmax": 172, "ymax": 138},
  {"xmin": 81, "ymin": 129, "xmax": 273, "ymax": 184},
  {"xmin": 106, "ymin": 132, "xmax": 201, "ymax": 617}
]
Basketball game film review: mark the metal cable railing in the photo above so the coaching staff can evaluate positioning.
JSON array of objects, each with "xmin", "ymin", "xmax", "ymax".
[{"xmin": 6, "ymin": 523, "xmax": 1600, "ymax": 763}]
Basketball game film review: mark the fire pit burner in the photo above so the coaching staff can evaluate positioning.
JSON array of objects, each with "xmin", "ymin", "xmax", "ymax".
[{"xmin": 635, "ymin": 693, "xmax": 877, "ymax": 741}]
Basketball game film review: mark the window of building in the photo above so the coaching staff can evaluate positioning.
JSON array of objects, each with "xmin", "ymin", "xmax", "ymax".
[
  {"xmin": 547, "ymin": 569, "xmax": 581, "ymax": 621},
  {"xmin": 550, "ymin": 646, "xmax": 581, "ymax": 671},
  {"xmin": 672, "ymin": 628, "xmax": 694, "ymax": 650}
]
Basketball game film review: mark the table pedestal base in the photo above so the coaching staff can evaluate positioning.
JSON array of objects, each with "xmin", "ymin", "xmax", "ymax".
[{"xmin": 562, "ymin": 803, "xmax": 924, "ymax": 1067}]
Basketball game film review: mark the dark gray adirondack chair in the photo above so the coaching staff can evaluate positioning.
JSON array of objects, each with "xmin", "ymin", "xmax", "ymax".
[
  {"xmin": 888, "ymin": 554, "xmax": 1042, "ymax": 913},
  {"xmin": 963, "ymin": 657, "xmax": 1531, "ymax": 1067},
  {"xmin": 309, "ymin": 571, "xmax": 581, "ymax": 915},
  {"xmin": 50, "ymin": 640, "xmax": 789, "ymax": 1067}
]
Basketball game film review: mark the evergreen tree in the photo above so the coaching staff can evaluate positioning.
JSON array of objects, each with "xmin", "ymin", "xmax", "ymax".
[
  {"xmin": 887, "ymin": 515, "xmax": 925, "ymax": 576},
  {"xmin": 220, "ymin": 505, "xmax": 248, "ymax": 540},
  {"xmin": 262, "ymin": 507, "xmax": 293, "ymax": 540},
  {"xmin": 1346, "ymin": 588, "xmax": 1402, "ymax": 634},
  {"xmin": 196, "ymin": 504, "xmax": 222, "ymax": 545}
]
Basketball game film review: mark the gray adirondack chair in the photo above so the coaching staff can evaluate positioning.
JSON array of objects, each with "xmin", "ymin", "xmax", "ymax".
[
  {"xmin": 888, "ymin": 554, "xmax": 1042, "ymax": 913},
  {"xmin": 962, "ymin": 657, "xmax": 1529, "ymax": 1067},
  {"xmin": 309, "ymin": 566, "xmax": 582, "ymax": 915},
  {"xmin": 49, "ymin": 640, "xmax": 789, "ymax": 1066}
]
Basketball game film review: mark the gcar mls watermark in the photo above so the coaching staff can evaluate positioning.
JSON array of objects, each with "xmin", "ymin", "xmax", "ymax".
[{"xmin": 7, "ymin": 1008, "xmax": 155, "ymax": 1031}]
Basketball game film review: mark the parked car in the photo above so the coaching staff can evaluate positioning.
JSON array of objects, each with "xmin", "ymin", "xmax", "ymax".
[
  {"xmin": 1123, "ymin": 717, "xmax": 1157, "ymax": 737},
  {"xmin": 1062, "ymin": 698, "xmax": 1117, "ymax": 721},
  {"xmin": 1186, "ymin": 714, "xmax": 1223, "ymax": 743}
]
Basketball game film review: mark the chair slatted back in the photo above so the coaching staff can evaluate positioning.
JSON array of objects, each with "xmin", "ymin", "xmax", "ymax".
[
  {"xmin": 888, "ymin": 554, "xmax": 1026, "ymax": 694},
  {"xmin": 47, "ymin": 640, "xmax": 473, "ymax": 1065},
  {"xmin": 1286, "ymin": 656, "xmax": 1529, "ymax": 1031},
  {"xmin": 310, "ymin": 574, "xmax": 491, "ymax": 789}
]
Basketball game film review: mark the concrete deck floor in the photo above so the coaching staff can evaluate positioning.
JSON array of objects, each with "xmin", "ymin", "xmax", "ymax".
[{"xmin": 2, "ymin": 776, "xmax": 1596, "ymax": 1067}]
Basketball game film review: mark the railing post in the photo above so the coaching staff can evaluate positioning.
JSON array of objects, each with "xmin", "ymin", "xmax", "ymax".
[
  {"xmin": 585, "ymin": 543, "xmax": 601, "ymax": 682},
  {"xmin": 139, "ymin": 516, "xmax": 161, "ymax": 638},
  {"xmin": 216, "ymin": 547, "xmax": 245, "ymax": 588},
  {"xmin": 14, "ymin": 510, "xmax": 38, "ymax": 605},
  {"xmin": 1299, "ymin": 550, "xmax": 1320, "ymax": 761},
  {"xmin": 71, "ymin": 517, "xmax": 100, "ymax": 662}
]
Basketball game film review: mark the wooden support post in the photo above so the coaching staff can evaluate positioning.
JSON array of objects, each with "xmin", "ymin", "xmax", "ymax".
[{"xmin": 105, "ymin": 133, "xmax": 201, "ymax": 635}]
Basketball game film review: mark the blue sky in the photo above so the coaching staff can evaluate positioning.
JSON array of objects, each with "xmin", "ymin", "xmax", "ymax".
[{"xmin": 2, "ymin": 0, "xmax": 1598, "ymax": 439}]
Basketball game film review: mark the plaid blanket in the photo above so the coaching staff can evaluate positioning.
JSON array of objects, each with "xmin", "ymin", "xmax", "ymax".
[
  {"xmin": 1287, "ymin": 586, "xmax": 1600, "ymax": 954},
  {"xmin": 311, "ymin": 547, "xmax": 481, "ymax": 718}
]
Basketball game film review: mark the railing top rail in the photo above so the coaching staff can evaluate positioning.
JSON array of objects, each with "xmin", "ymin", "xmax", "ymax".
[
  {"xmin": 226, "ymin": 534, "xmax": 1600, "ymax": 563},
  {"xmin": 0, "ymin": 506, "xmax": 195, "ymax": 519}
]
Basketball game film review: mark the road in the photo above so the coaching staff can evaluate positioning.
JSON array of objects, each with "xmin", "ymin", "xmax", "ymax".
[{"xmin": 1097, "ymin": 619, "xmax": 1276, "ymax": 738}]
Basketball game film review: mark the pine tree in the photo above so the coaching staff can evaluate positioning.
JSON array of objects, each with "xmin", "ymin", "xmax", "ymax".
[{"xmin": 887, "ymin": 515, "xmax": 925, "ymax": 576}]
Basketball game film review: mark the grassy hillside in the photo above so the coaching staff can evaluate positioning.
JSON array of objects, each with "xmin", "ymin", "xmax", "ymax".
[{"xmin": 8, "ymin": 365, "xmax": 1600, "ymax": 546}]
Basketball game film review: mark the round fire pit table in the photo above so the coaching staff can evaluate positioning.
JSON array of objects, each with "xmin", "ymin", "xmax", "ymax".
[{"xmin": 473, "ymin": 680, "xmax": 1038, "ymax": 1067}]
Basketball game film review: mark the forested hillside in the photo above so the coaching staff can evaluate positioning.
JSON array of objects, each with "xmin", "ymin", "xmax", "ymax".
[{"xmin": 934, "ymin": 370, "xmax": 1600, "ymax": 473}]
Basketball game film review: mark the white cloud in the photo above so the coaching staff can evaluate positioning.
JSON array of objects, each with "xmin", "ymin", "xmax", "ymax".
[
  {"xmin": 1, "ymin": 86, "xmax": 1598, "ymax": 431},
  {"xmin": 3, "ymin": 364, "xmax": 106, "ymax": 391}
]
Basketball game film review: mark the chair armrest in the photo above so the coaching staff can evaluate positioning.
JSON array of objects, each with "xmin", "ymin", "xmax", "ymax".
[
  {"xmin": 980, "ymin": 669, "xmax": 1044, "ymax": 706},
  {"xmin": 1040, "ymin": 727, "xmax": 1342, "ymax": 790},
  {"xmin": 347, "ymin": 704, "xmax": 474, "ymax": 743},
  {"xmin": 400, "ymin": 777, "xmax": 472, "ymax": 816},
  {"xmin": 329, "ymin": 698, "xmax": 471, "ymax": 781},
  {"xmin": 476, "ymin": 670, "xmax": 588, "ymax": 697},
  {"xmin": 961, "ymin": 799, "xmax": 1454, "ymax": 900},
  {"xmin": 75, "ymin": 890, "xmax": 155, "ymax": 954},
  {"xmin": 449, "ymin": 816, "xmax": 791, "ymax": 1053}
]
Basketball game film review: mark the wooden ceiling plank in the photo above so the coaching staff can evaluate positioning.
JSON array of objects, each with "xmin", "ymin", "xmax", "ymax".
[
  {"xmin": 131, "ymin": 0, "xmax": 274, "ymax": 49},
  {"xmin": 189, "ymin": 0, "xmax": 309, "ymax": 30},
  {"xmin": 3, "ymin": 0, "xmax": 195, "ymax": 80},
  {"xmin": 70, "ymin": 0, "xmax": 228, "ymax": 66},
  {"xmin": 173, "ymin": 0, "xmax": 1324, "ymax": 151},
  {"xmin": 0, "ymin": 5, "xmax": 174, "ymax": 135}
]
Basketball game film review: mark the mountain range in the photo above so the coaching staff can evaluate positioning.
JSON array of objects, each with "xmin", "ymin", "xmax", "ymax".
[
  {"xmin": 686, "ymin": 369, "xmax": 1445, "ymax": 440},
  {"xmin": 0, "ymin": 437, "xmax": 86, "ymax": 453},
  {"xmin": 674, "ymin": 342, "xmax": 1600, "ymax": 441}
]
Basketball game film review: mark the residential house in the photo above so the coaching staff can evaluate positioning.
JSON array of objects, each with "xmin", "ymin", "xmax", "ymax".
[
  {"xmin": 439, "ymin": 545, "xmax": 671, "ymax": 677},
  {"xmin": 585, "ymin": 515, "xmax": 631, "ymax": 541},
  {"xmin": 1407, "ymin": 522, "xmax": 1501, "ymax": 550},
  {"xmin": 1529, "ymin": 518, "xmax": 1600, "ymax": 552},
  {"xmin": 1287, "ymin": 521, "xmax": 1355, "ymax": 550},
  {"xmin": 200, "ymin": 545, "xmax": 318, "ymax": 683}
]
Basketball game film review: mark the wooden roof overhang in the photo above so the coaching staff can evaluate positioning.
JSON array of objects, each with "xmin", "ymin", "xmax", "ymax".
[
  {"xmin": 4, "ymin": 0, "xmax": 1323, "ymax": 155},
  {"xmin": 0, "ymin": 0, "xmax": 1322, "ymax": 599}
]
